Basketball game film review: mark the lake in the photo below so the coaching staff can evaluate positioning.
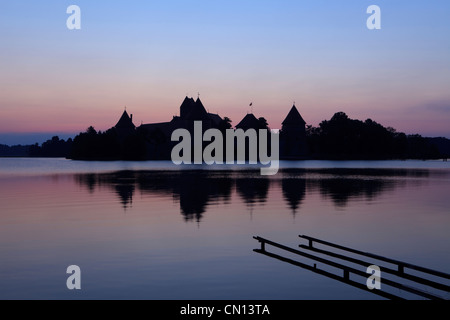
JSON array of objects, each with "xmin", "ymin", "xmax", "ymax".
[{"xmin": 1, "ymin": 158, "xmax": 449, "ymax": 300}]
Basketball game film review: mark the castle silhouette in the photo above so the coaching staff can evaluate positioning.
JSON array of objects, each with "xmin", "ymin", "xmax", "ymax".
[{"xmin": 114, "ymin": 96, "xmax": 308, "ymax": 160}]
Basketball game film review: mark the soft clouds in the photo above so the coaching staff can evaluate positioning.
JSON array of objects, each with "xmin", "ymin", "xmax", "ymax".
[{"xmin": 422, "ymin": 101, "xmax": 450, "ymax": 113}]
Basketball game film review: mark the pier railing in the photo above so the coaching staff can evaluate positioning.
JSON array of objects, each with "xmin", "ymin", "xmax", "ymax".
[{"xmin": 253, "ymin": 235, "xmax": 450, "ymax": 300}]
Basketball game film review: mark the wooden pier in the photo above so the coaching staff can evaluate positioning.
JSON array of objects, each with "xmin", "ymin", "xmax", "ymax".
[{"xmin": 253, "ymin": 235, "xmax": 450, "ymax": 300}]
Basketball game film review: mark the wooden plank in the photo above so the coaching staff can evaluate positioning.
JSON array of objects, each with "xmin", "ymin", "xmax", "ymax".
[
  {"xmin": 299, "ymin": 244, "xmax": 450, "ymax": 292},
  {"xmin": 254, "ymin": 249, "xmax": 404, "ymax": 300},
  {"xmin": 254, "ymin": 236, "xmax": 445, "ymax": 300},
  {"xmin": 299, "ymin": 235, "xmax": 450, "ymax": 280}
]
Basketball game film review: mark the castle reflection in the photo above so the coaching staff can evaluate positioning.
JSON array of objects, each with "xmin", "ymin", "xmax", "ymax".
[{"xmin": 75, "ymin": 168, "xmax": 430, "ymax": 222}]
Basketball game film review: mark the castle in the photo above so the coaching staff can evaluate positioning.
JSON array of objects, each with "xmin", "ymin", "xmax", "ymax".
[{"xmin": 114, "ymin": 96, "xmax": 308, "ymax": 160}]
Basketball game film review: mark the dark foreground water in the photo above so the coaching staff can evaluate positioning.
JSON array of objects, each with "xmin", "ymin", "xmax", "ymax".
[{"xmin": 0, "ymin": 158, "xmax": 449, "ymax": 300}]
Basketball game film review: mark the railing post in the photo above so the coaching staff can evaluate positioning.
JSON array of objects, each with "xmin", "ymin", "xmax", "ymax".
[
  {"xmin": 343, "ymin": 269, "xmax": 349, "ymax": 280},
  {"xmin": 256, "ymin": 235, "xmax": 449, "ymax": 300}
]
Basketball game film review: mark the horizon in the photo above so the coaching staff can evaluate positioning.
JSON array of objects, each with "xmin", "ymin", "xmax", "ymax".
[
  {"xmin": 1, "ymin": 1, "xmax": 450, "ymax": 144},
  {"xmin": 1, "ymin": 105, "xmax": 449, "ymax": 147}
]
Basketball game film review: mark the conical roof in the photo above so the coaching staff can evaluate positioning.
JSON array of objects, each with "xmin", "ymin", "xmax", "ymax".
[
  {"xmin": 115, "ymin": 110, "xmax": 135, "ymax": 129},
  {"xmin": 282, "ymin": 105, "xmax": 306, "ymax": 126},
  {"xmin": 196, "ymin": 97, "xmax": 205, "ymax": 110},
  {"xmin": 236, "ymin": 113, "xmax": 260, "ymax": 130},
  {"xmin": 180, "ymin": 96, "xmax": 196, "ymax": 119},
  {"xmin": 186, "ymin": 98, "xmax": 209, "ymax": 120}
]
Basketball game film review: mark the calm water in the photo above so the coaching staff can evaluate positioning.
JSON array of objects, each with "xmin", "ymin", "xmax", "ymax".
[{"xmin": 1, "ymin": 158, "xmax": 450, "ymax": 300}]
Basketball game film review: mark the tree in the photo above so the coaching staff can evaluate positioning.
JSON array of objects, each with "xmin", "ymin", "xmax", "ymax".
[
  {"xmin": 258, "ymin": 117, "xmax": 269, "ymax": 130},
  {"xmin": 304, "ymin": 111, "xmax": 425, "ymax": 159},
  {"xmin": 219, "ymin": 117, "xmax": 232, "ymax": 132},
  {"xmin": 86, "ymin": 126, "xmax": 97, "ymax": 135}
]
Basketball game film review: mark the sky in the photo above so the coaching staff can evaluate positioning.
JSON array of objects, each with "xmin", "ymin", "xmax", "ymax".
[{"xmin": 1, "ymin": 0, "xmax": 450, "ymax": 145}]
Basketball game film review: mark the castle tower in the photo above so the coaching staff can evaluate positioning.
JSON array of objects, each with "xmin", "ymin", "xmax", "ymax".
[
  {"xmin": 280, "ymin": 105, "xmax": 307, "ymax": 159},
  {"xmin": 186, "ymin": 97, "xmax": 209, "ymax": 121},
  {"xmin": 115, "ymin": 110, "xmax": 136, "ymax": 139},
  {"xmin": 236, "ymin": 113, "xmax": 260, "ymax": 131},
  {"xmin": 180, "ymin": 96, "xmax": 196, "ymax": 119}
]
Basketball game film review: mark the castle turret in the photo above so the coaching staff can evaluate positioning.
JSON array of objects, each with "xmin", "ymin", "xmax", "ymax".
[
  {"xmin": 236, "ymin": 113, "xmax": 260, "ymax": 131},
  {"xmin": 115, "ymin": 110, "xmax": 136, "ymax": 139},
  {"xmin": 280, "ymin": 105, "xmax": 307, "ymax": 159},
  {"xmin": 282, "ymin": 105, "xmax": 306, "ymax": 130},
  {"xmin": 186, "ymin": 98, "xmax": 209, "ymax": 121},
  {"xmin": 180, "ymin": 96, "xmax": 196, "ymax": 119}
]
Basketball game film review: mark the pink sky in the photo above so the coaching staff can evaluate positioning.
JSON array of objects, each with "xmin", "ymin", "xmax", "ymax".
[
  {"xmin": 2, "ymin": 78, "xmax": 449, "ymax": 138},
  {"xmin": 1, "ymin": 1, "xmax": 450, "ymax": 139}
]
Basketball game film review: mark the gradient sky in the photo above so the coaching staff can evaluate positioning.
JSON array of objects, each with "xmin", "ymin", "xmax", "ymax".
[{"xmin": 1, "ymin": 1, "xmax": 450, "ymax": 145}]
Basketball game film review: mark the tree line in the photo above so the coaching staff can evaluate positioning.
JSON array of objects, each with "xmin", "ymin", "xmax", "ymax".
[
  {"xmin": 305, "ymin": 112, "xmax": 443, "ymax": 160},
  {"xmin": 1, "ymin": 112, "xmax": 448, "ymax": 160}
]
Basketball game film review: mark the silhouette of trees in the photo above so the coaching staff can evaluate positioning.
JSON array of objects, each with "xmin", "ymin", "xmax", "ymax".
[
  {"xmin": 406, "ymin": 134, "xmax": 441, "ymax": 159},
  {"xmin": 86, "ymin": 126, "xmax": 97, "ymax": 135},
  {"xmin": 70, "ymin": 127, "xmax": 117, "ymax": 160},
  {"xmin": 4, "ymin": 109, "xmax": 447, "ymax": 161},
  {"xmin": 28, "ymin": 136, "xmax": 73, "ymax": 157},
  {"xmin": 258, "ymin": 117, "xmax": 269, "ymax": 130},
  {"xmin": 219, "ymin": 117, "xmax": 233, "ymax": 133},
  {"xmin": 427, "ymin": 137, "xmax": 450, "ymax": 158},
  {"xmin": 69, "ymin": 126, "xmax": 146, "ymax": 160},
  {"xmin": 0, "ymin": 144, "xmax": 30, "ymax": 157},
  {"xmin": 305, "ymin": 112, "xmax": 441, "ymax": 159}
]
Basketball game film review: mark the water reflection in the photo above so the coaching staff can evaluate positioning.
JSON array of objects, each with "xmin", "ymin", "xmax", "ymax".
[
  {"xmin": 77, "ymin": 170, "xmax": 234, "ymax": 222},
  {"xmin": 236, "ymin": 174, "xmax": 270, "ymax": 207},
  {"xmin": 75, "ymin": 168, "xmax": 435, "ymax": 222},
  {"xmin": 282, "ymin": 178, "xmax": 306, "ymax": 215}
]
